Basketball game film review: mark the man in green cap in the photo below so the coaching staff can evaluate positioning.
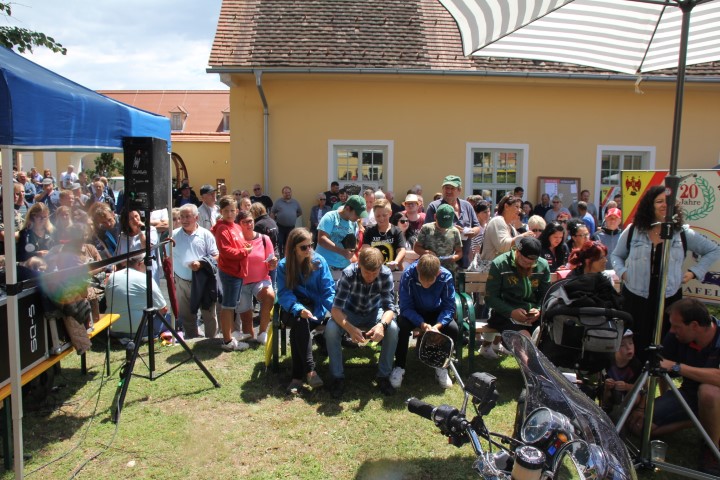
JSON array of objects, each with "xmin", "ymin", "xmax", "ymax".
[
  {"xmin": 315, "ymin": 194, "xmax": 367, "ymax": 270},
  {"xmin": 424, "ymin": 175, "xmax": 480, "ymax": 270},
  {"xmin": 414, "ymin": 203, "xmax": 463, "ymax": 274}
]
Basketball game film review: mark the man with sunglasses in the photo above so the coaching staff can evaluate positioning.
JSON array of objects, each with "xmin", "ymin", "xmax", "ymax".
[
  {"xmin": 478, "ymin": 237, "xmax": 551, "ymax": 357},
  {"xmin": 250, "ymin": 183, "xmax": 273, "ymax": 211}
]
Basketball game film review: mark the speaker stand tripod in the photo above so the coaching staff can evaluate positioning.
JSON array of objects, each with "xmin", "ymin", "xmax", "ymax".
[{"xmin": 111, "ymin": 216, "xmax": 220, "ymax": 424}]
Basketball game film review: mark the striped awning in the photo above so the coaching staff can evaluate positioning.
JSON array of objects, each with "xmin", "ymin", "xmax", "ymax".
[{"xmin": 439, "ymin": 0, "xmax": 720, "ymax": 75}]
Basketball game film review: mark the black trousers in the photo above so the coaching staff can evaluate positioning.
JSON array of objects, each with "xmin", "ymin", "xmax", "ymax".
[
  {"xmin": 395, "ymin": 312, "xmax": 459, "ymax": 369},
  {"xmin": 277, "ymin": 224, "xmax": 295, "ymax": 258},
  {"xmin": 286, "ymin": 315, "xmax": 321, "ymax": 380}
]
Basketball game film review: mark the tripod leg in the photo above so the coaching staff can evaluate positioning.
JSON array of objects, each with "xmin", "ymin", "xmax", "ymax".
[
  {"xmin": 111, "ymin": 311, "xmax": 150, "ymax": 424},
  {"xmin": 158, "ymin": 312, "xmax": 220, "ymax": 388},
  {"xmin": 660, "ymin": 372, "xmax": 720, "ymax": 464},
  {"xmin": 616, "ymin": 369, "xmax": 649, "ymax": 433}
]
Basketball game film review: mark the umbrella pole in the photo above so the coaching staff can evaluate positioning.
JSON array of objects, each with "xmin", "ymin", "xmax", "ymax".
[{"xmin": 634, "ymin": 1, "xmax": 720, "ymax": 475}]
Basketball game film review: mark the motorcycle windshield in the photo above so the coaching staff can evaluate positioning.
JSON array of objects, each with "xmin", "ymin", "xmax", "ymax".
[{"xmin": 503, "ymin": 331, "xmax": 637, "ymax": 480}]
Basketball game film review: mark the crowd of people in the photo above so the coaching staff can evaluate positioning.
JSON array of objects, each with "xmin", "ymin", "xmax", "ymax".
[{"xmin": 2, "ymin": 167, "xmax": 720, "ymax": 473}]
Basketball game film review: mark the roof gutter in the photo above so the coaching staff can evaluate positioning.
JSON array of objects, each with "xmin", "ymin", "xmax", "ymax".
[
  {"xmin": 208, "ymin": 66, "xmax": 720, "ymax": 84},
  {"xmin": 255, "ymin": 70, "xmax": 270, "ymax": 194}
]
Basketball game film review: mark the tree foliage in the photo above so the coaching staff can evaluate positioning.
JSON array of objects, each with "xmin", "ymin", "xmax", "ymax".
[
  {"xmin": 1, "ymin": 2, "xmax": 66, "ymax": 54},
  {"xmin": 84, "ymin": 153, "xmax": 123, "ymax": 178}
]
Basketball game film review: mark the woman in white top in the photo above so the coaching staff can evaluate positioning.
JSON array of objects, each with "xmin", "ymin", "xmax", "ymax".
[{"xmin": 479, "ymin": 194, "xmax": 533, "ymax": 262}]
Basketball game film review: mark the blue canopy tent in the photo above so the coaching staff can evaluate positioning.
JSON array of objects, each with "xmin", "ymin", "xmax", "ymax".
[{"xmin": 1, "ymin": 46, "xmax": 171, "ymax": 477}]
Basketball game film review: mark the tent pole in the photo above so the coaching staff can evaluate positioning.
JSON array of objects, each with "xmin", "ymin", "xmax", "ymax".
[{"xmin": 2, "ymin": 147, "xmax": 25, "ymax": 479}]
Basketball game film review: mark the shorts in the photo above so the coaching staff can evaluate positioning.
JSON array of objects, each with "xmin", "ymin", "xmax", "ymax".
[
  {"xmin": 235, "ymin": 279, "xmax": 273, "ymax": 313},
  {"xmin": 652, "ymin": 388, "xmax": 698, "ymax": 427},
  {"xmin": 218, "ymin": 269, "xmax": 244, "ymax": 309}
]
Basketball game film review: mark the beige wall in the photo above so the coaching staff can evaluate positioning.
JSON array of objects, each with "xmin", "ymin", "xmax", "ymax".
[
  {"xmin": 227, "ymin": 73, "xmax": 720, "ymax": 212},
  {"xmin": 171, "ymin": 141, "xmax": 231, "ymax": 191}
]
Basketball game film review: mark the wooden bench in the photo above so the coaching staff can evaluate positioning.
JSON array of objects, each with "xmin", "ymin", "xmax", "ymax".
[
  {"xmin": 1, "ymin": 313, "xmax": 119, "ymax": 470},
  {"xmin": 455, "ymin": 270, "xmax": 624, "ymax": 372}
]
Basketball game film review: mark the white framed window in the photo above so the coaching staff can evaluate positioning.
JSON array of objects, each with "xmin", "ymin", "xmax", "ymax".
[
  {"xmin": 596, "ymin": 145, "xmax": 655, "ymax": 209},
  {"xmin": 328, "ymin": 140, "xmax": 393, "ymax": 195},
  {"xmin": 465, "ymin": 143, "xmax": 528, "ymax": 205}
]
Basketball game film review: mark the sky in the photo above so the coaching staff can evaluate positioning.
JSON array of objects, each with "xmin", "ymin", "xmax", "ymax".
[{"xmin": 6, "ymin": 0, "xmax": 228, "ymax": 90}]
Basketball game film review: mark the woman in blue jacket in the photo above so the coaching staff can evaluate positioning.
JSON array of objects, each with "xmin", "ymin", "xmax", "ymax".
[
  {"xmin": 611, "ymin": 185, "xmax": 720, "ymax": 361},
  {"xmin": 277, "ymin": 227, "xmax": 335, "ymax": 394}
]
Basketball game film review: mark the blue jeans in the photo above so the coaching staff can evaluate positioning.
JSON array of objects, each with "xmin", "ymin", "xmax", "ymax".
[{"xmin": 325, "ymin": 309, "xmax": 399, "ymax": 379}]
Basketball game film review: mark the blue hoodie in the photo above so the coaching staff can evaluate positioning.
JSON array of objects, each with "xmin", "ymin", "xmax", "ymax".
[{"xmin": 398, "ymin": 261, "xmax": 456, "ymax": 327}]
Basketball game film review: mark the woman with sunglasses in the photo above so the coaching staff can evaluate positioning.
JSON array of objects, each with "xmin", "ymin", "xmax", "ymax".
[
  {"xmin": 539, "ymin": 221, "xmax": 569, "ymax": 273},
  {"xmin": 17, "ymin": 202, "xmax": 54, "ymax": 261},
  {"xmin": 479, "ymin": 194, "xmax": 534, "ymax": 266},
  {"xmin": 566, "ymin": 219, "xmax": 591, "ymax": 253},
  {"xmin": 277, "ymin": 228, "xmax": 335, "ymax": 394},
  {"xmin": 234, "ymin": 210, "xmax": 278, "ymax": 344}
]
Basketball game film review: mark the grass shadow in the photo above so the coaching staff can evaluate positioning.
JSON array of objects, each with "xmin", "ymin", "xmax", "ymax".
[{"xmin": 354, "ymin": 455, "xmax": 475, "ymax": 480}]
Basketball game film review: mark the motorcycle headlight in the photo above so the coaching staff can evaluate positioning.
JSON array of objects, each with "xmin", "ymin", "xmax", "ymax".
[{"xmin": 520, "ymin": 407, "xmax": 574, "ymax": 452}]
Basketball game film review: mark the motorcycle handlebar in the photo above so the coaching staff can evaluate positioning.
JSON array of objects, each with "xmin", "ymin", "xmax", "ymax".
[{"xmin": 407, "ymin": 397, "xmax": 435, "ymax": 420}]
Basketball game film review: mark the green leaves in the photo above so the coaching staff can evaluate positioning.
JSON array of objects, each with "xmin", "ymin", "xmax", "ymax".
[{"xmin": 0, "ymin": 2, "xmax": 66, "ymax": 54}]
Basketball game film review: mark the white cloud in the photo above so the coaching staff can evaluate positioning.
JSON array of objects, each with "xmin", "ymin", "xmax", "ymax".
[{"xmin": 9, "ymin": 0, "xmax": 227, "ymax": 90}]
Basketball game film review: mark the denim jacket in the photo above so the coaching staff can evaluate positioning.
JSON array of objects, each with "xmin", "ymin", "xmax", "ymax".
[
  {"xmin": 277, "ymin": 253, "xmax": 336, "ymax": 319},
  {"xmin": 610, "ymin": 224, "xmax": 720, "ymax": 298}
]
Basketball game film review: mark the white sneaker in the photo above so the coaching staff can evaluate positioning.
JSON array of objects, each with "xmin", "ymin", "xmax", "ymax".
[
  {"xmin": 435, "ymin": 367, "xmax": 453, "ymax": 389},
  {"xmin": 257, "ymin": 331, "xmax": 268, "ymax": 345},
  {"xmin": 231, "ymin": 331, "xmax": 251, "ymax": 342},
  {"xmin": 479, "ymin": 345, "xmax": 499, "ymax": 360},
  {"xmin": 389, "ymin": 367, "xmax": 405, "ymax": 389},
  {"xmin": 221, "ymin": 338, "xmax": 249, "ymax": 352}
]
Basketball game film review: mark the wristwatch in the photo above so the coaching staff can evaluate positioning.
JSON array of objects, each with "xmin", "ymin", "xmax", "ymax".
[{"xmin": 671, "ymin": 362, "xmax": 682, "ymax": 375}]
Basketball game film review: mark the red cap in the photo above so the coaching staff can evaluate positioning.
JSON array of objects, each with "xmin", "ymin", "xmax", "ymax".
[{"xmin": 606, "ymin": 207, "xmax": 622, "ymax": 218}]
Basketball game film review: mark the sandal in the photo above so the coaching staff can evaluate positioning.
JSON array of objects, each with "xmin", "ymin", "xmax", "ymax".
[{"xmin": 286, "ymin": 379, "xmax": 304, "ymax": 395}]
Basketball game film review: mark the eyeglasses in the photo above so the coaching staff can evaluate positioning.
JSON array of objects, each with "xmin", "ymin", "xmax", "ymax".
[
  {"xmin": 240, "ymin": 219, "xmax": 254, "ymax": 225},
  {"xmin": 552, "ymin": 201, "xmax": 560, "ymax": 204},
  {"xmin": 558, "ymin": 220, "xmax": 568, "ymax": 224},
  {"xmin": 298, "ymin": 243, "xmax": 314, "ymax": 251},
  {"xmin": 574, "ymin": 233, "xmax": 590, "ymax": 238},
  {"xmin": 233, "ymin": 193, "xmax": 243, "ymax": 196},
  {"xmin": 37, "ymin": 215, "xmax": 49, "ymax": 220},
  {"xmin": 399, "ymin": 219, "xmax": 408, "ymax": 224},
  {"xmin": 531, "ymin": 229, "xmax": 543, "ymax": 233},
  {"xmin": 253, "ymin": 187, "xmax": 261, "ymax": 191}
]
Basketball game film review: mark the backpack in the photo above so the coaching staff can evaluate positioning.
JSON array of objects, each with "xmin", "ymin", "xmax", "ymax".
[{"xmin": 626, "ymin": 223, "xmax": 686, "ymax": 256}]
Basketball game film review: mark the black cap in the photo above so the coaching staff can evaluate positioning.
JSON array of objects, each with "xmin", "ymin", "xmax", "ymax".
[{"xmin": 516, "ymin": 236, "xmax": 542, "ymax": 260}]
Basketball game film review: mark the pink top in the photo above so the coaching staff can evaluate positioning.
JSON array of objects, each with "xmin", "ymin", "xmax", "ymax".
[{"xmin": 244, "ymin": 233, "xmax": 273, "ymax": 284}]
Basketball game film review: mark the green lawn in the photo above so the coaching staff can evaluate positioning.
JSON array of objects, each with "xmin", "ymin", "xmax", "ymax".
[{"xmin": 1, "ymin": 334, "xmax": 707, "ymax": 479}]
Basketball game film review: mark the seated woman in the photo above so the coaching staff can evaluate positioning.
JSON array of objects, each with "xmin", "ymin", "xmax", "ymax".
[
  {"xmin": 539, "ymin": 221, "xmax": 569, "ymax": 273},
  {"xmin": 277, "ymin": 228, "xmax": 336, "ymax": 394},
  {"xmin": 17, "ymin": 203, "xmax": 54, "ymax": 262},
  {"xmin": 116, "ymin": 208, "xmax": 160, "ymax": 282},
  {"xmin": 566, "ymin": 219, "xmax": 591, "ymax": 254}
]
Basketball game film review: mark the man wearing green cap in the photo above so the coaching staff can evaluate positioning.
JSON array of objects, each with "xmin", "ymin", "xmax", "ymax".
[
  {"xmin": 424, "ymin": 175, "xmax": 480, "ymax": 270},
  {"xmin": 315, "ymin": 194, "xmax": 366, "ymax": 270},
  {"xmin": 414, "ymin": 203, "xmax": 463, "ymax": 274}
]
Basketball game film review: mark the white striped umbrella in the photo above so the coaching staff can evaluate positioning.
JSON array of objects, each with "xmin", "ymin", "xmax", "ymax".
[{"xmin": 439, "ymin": 0, "xmax": 720, "ymax": 75}]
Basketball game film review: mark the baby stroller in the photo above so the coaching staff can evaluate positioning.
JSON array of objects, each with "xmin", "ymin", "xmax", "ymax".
[{"xmin": 536, "ymin": 272, "xmax": 632, "ymax": 399}]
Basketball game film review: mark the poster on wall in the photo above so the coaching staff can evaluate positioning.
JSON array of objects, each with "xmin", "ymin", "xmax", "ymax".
[{"xmin": 621, "ymin": 170, "xmax": 720, "ymax": 303}]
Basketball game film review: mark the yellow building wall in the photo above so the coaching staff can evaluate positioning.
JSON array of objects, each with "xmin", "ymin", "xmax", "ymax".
[{"xmin": 228, "ymin": 73, "xmax": 720, "ymax": 213}]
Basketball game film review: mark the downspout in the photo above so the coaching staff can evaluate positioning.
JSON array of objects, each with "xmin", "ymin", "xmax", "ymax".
[{"xmin": 255, "ymin": 71, "xmax": 269, "ymax": 193}]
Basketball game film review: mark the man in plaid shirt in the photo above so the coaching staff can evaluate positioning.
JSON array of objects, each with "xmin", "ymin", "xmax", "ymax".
[{"xmin": 326, "ymin": 246, "xmax": 399, "ymax": 398}]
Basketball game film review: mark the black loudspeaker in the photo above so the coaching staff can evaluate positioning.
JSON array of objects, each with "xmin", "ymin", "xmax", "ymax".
[{"xmin": 123, "ymin": 137, "xmax": 170, "ymax": 211}]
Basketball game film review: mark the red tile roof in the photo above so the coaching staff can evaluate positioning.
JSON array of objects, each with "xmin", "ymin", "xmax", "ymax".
[
  {"xmin": 209, "ymin": 0, "xmax": 720, "ymax": 77},
  {"xmin": 99, "ymin": 90, "xmax": 230, "ymax": 141}
]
